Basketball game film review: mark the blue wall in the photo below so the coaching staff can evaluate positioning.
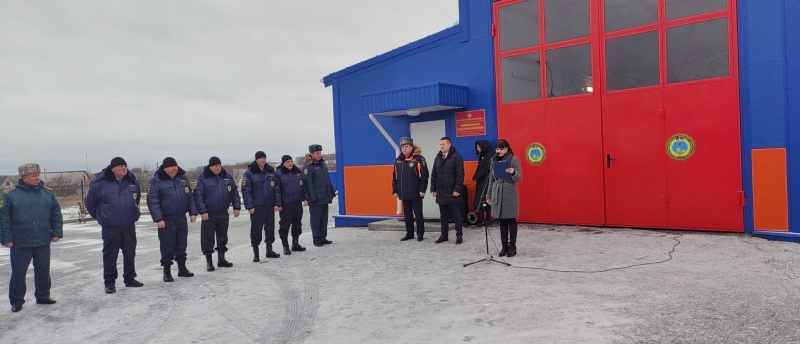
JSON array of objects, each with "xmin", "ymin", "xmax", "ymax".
[
  {"xmin": 785, "ymin": 0, "xmax": 800, "ymax": 234},
  {"xmin": 324, "ymin": 0, "xmax": 497, "ymax": 215},
  {"xmin": 739, "ymin": 0, "xmax": 798, "ymax": 234}
]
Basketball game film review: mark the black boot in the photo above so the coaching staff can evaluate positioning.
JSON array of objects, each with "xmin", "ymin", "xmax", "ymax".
[
  {"xmin": 281, "ymin": 238, "xmax": 291, "ymax": 255},
  {"xmin": 163, "ymin": 265, "xmax": 174, "ymax": 282},
  {"xmin": 253, "ymin": 246, "xmax": 260, "ymax": 262},
  {"xmin": 508, "ymin": 221, "xmax": 518, "ymax": 257},
  {"xmin": 291, "ymin": 237, "xmax": 306, "ymax": 252},
  {"xmin": 499, "ymin": 221, "xmax": 509, "ymax": 245},
  {"xmin": 177, "ymin": 260, "xmax": 194, "ymax": 277},
  {"xmin": 265, "ymin": 244, "xmax": 281, "ymax": 258},
  {"xmin": 217, "ymin": 251, "xmax": 233, "ymax": 268},
  {"xmin": 435, "ymin": 234, "xmax": 448, "ymax": 243},
  {"xmin": 499, "ymin": 242, "xmax": 508, "ymax": 257},
  {"xmin": 205, "ymin": 254, "xmax": 215, "ymax": 272}
]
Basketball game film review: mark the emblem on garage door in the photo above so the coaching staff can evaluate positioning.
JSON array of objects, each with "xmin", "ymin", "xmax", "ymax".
[
  {"xmin": 666, "ymin": 134, "xmax": 695, "ymax": 160},
  {"xmin": 526, "ymin": 143, "xmax": 545, "ymax": 165}
]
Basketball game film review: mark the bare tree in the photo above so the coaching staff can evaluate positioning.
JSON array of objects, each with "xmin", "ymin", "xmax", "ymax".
[
  {"xmin": 295, "ymin": 153, "xmax": 336, "ymax": 171},
  {"xmin": 132, "ymin": 163, "xmax": 154, "ymax": 193},
  {"xmin": 48, "ymin": 174, "xmax": 76, "ymax": 196}
]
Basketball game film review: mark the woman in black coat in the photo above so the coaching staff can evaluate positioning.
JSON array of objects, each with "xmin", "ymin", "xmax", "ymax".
[{"xmin": 472, "ymin": 139, "xmax": 494, "ymax": 213}]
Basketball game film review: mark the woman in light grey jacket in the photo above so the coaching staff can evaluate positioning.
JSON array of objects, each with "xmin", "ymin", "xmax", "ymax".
[{"xmin": 486, "ymin": 139, "xmax": 522, "ymax": 257}]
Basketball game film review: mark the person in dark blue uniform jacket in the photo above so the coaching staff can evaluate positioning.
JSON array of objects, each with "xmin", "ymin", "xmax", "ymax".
[
  {"xmin": 84, "ymin": 157, "xmax": 144, "ymax": 294},
  {"xmin": 303, "ymin": 144, "xmax": 336, "ymax": 247},
  {"xmin": 392, "ymin": 137, "xmax": 429, "ymax": 242},
  {"xmin": 147, "ymin": 157, "xmax": 197, "ymax": 282},
  {"xmin": 276, "ymin": 155, "xmax": 308, "ymax": 255},
  {"xmin": 0, "ymin": 163, "xmax": 62, "ymax": 312},
  {"xmin": 194, "ymin": 156, "xmax": 241, "ymax": 272},
  {"xmin": 242, "ymin": 151, "xmax": 282, "ymax": 262}
]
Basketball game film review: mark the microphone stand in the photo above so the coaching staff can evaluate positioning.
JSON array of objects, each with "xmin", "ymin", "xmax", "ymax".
[{"xmin": 464, "ymin": 157, "xmax": 509, "ymax": 267}]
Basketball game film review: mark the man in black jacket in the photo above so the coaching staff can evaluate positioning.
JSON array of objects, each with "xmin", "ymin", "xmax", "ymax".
[
  {"xmin": 392, "ymin": 137, "xmax": 429, "ymax": 241},
  {"xmin": 430, "ymin": 137, "xmax": 465, "ymax": 244}
]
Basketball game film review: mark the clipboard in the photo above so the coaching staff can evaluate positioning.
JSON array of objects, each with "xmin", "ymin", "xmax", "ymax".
[{"xmin": 493, "ymin": 160, "xmax": 511, "ymax": 178}]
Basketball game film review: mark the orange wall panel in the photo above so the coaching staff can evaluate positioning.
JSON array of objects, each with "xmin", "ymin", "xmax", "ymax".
[
  {"xmin": 343, "ymin": 165, "xmax": 396, "ymax": 215},
  {"xmin": 463, "ymin": 160, "xmax": 478, "ymax": 210},
  {"xmin": 344, "ymin": 162, "xmax": 479, "ymax": 216},
  {"xmin": 751, "ymin": 148, "xmax": 789, "ymax": 231}
]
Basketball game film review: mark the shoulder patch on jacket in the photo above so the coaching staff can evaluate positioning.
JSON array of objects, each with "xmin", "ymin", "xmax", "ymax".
[{"xmin": 0, "ymin": 198, "xmax": 4, "ymax": 209}]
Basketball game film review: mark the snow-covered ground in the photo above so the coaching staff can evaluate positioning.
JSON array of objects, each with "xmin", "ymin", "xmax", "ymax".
[{"xmin": 2, "ymin": 213, "xmax": 800, "ymax": 343}]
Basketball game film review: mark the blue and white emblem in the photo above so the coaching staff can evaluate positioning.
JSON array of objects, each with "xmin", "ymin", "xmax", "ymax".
[
  {"xmin": 526, "ymin": 143, "xmax": 545, "ymax": 165},
  {"xmin": 666, "ymin": 134, "xmax": 694, "ymax": 160}
]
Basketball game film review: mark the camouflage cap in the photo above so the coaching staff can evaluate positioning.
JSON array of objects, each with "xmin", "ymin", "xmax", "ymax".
[{"xmin": 18, "ymin": 163, "xmax": 41, "ymax": 177}]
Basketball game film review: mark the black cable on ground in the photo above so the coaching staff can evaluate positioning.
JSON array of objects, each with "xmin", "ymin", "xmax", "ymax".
[{"xmin": 480, "ymin": 227, "xmax": 683, "ymax": 273}]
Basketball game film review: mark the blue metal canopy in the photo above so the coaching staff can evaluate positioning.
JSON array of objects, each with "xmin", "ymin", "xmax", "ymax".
[{"xmin": 361, "ymin": 82, "xmax": 468, "ymax": 116}]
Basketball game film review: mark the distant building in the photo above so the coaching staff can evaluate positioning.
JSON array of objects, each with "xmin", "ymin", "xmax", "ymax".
[
  {"xmin": 0, "ymin": 176, "xmax": 15, "ymax": 194},
  {"xmin": 40, "ymin": 170, "xmax": 92, "ymax": 197}
]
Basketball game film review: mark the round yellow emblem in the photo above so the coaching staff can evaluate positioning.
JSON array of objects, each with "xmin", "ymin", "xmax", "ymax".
[
  {"xmin": 666, "ymin": 134, "xmax": 695, "ymax": 160},
  {"xmin": 227, "ymin": 185, "xmax": 232, "ymax": 192},
  {"xmin": 184, "ymin": 187, "xmax": 190, "ymax": 194},
  {"xmin": 525, "ymin": 143, "xmax": 545, "ymax": 165}
]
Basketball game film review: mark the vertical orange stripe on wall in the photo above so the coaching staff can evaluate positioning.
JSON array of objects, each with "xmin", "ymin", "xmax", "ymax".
[{"xmin": 751, "ymin": 148, "xmax": 789, "ymax": 231}]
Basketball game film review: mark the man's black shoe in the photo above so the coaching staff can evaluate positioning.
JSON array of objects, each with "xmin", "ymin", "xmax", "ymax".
[
  {"xmin": 124, "ymin": 279, "xmax": 144, "ymax": 287},
  {"xmin": 400, "ymin": 234, "xmax": 414, "ymax": 241},
  {"xmin": 313, "ymin": 242, "xmax": 324, "ymax": 247},
  {"xmin": 417, "ymin": 237, "xmax": 424, "ymax": 242},
  {"xmin": 322, "ymin": 239, "xmax": 333, "ymax": 244},
  {"xmin": 11, "ymin": 304, "xmax": 22, "ymax": 312},
  {"xmin": 105, "ymin": 286, "xmax": 116, "ymax": 294},
  {"xmin": 435, "ymin": 235, "xmax": 448, "ymax": 243},
  {"xmin": 36, "ymin": 298, "xmax": 56, "ymax": 305}
]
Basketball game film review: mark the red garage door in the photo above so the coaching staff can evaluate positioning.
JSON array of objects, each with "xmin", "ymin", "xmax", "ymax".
[{"xmin": 495, "ymin": 0, "xmax": 743, "ymax": 231}]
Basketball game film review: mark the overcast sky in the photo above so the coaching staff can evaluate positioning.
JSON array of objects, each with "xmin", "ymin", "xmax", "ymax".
[{"xmin": 0, "ymin": 0, "xmax": 459, "ymax": 175}]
